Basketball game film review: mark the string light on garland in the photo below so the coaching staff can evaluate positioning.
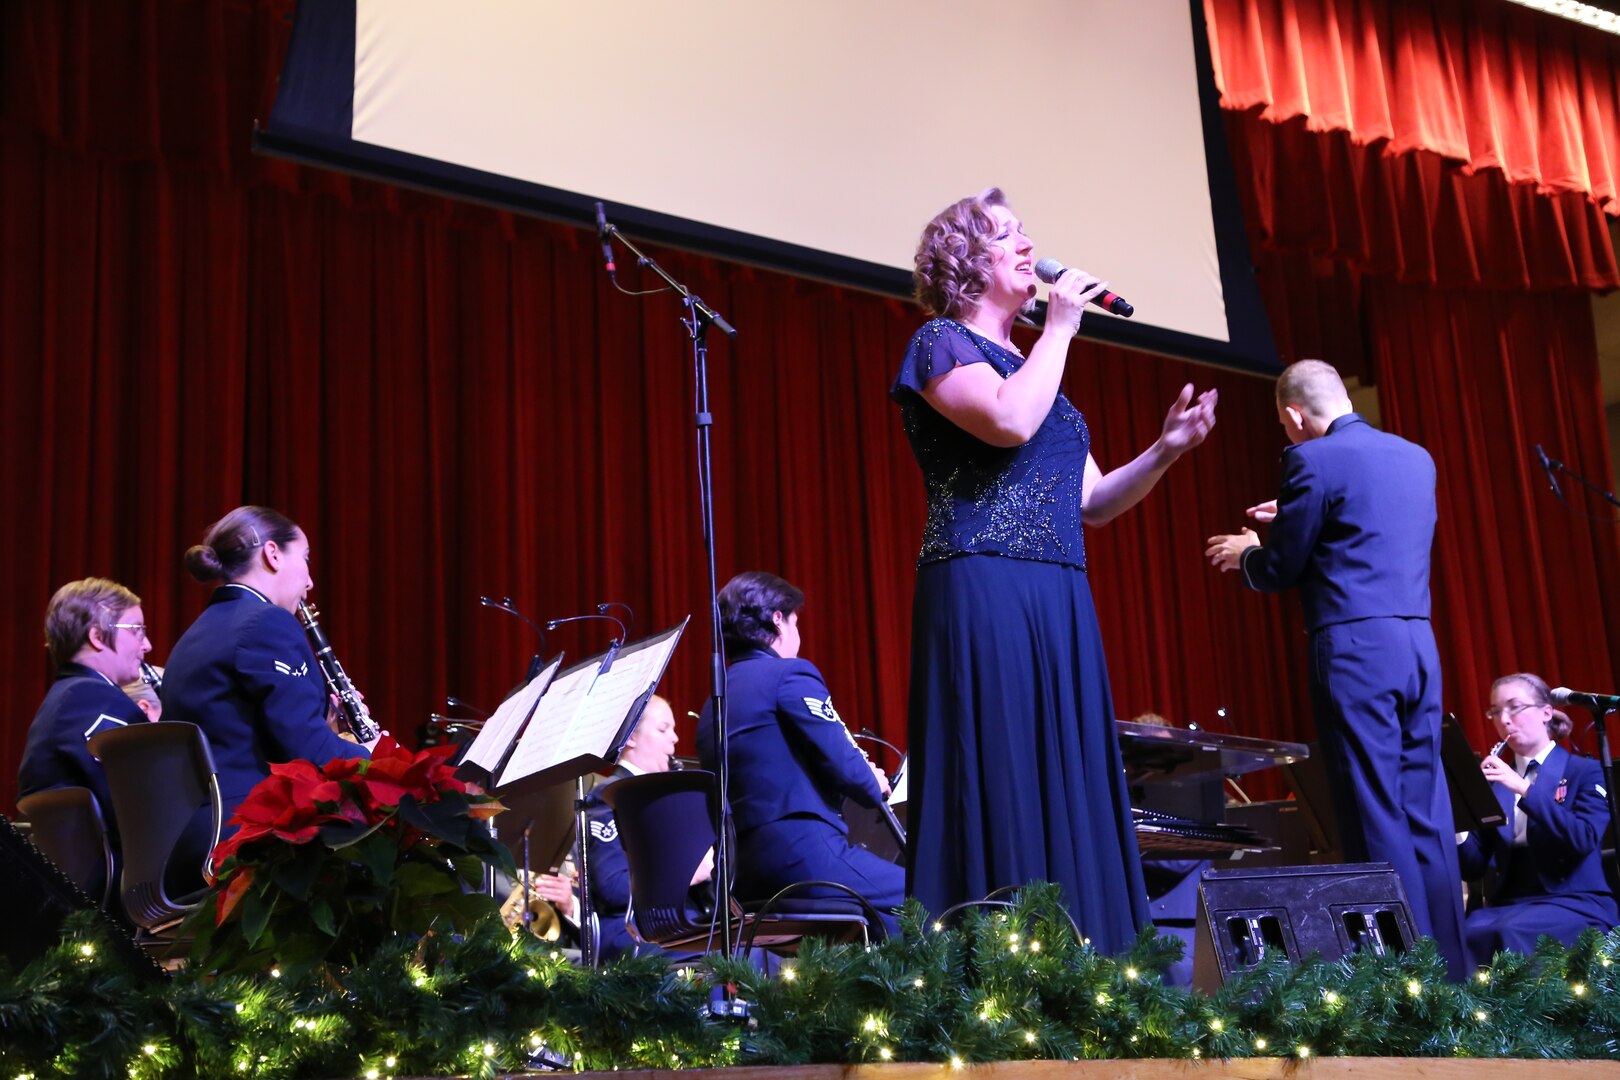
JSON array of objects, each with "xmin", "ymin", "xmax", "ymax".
[
  {"xmin": 1406, "ymin": 980, "xmax": 1423, "ymax": 997},
  {"xmin": 1254, "ymin": 1038, "xmax": 1268, "ymax": 1052},
  {"xmin": 1572, "ymin": 983, "xmax": 1588, "ymax": 997}
]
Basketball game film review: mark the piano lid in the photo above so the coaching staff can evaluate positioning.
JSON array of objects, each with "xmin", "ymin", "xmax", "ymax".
[{"xmin": 1115, "ymin": 720, "xmax": 1309, "ymax": 783}]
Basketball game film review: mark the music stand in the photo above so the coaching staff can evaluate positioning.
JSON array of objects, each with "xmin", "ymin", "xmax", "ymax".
[
  {"xmin": 1439, "ymin": 713, "xmax": 1508, "ymax": 833},
  {"xmin": 470, "ymin": 620, "xmax": 689, "ymax": 966}
]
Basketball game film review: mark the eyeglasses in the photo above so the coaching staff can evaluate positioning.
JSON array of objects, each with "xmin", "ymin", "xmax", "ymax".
[
  {"xmin": 111, "ymin": 623, "xmax": 148, "ymax": 641},
  {"xmin": 1484, "ymin": 701, "xmax": 1543, "ymax": 722}
]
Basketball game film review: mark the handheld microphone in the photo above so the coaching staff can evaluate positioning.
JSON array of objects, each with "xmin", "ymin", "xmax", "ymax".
[
  {"xmin": 1550, "ymin": 686, "xmax": 1620, "ymax": 712},
  {"xmin": 1034, "ymin": 258, "xmax": 1133, "ymax": 318},
  {"xmin": 594, "ymin": 201, "xmax": 617, "ymax": 279},
  {"xmin": 1534, "ymin": 444, "xmax": 1563, "ymax": 499}
]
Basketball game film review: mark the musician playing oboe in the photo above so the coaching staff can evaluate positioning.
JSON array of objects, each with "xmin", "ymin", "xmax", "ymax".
[
  {"xmin": 695, "ymin": 572, "xmax": 903, "ymax": 934},
  {"xmin": 162, "ymin": 506, "xmax": 371, "ymax": 836}
]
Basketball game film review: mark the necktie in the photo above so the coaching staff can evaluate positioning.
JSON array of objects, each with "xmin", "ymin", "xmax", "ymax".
[{"xmin": 1512, "ymin": 759, "xmax": 1539, "ymax": 846}]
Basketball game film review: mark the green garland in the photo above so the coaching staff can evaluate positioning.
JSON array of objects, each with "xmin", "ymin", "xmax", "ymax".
[{"xmin": 2, "ymin": 884, "xmax": 1617, "ymax": 1078}]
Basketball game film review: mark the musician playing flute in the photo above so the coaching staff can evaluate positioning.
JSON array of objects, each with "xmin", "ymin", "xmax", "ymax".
[
  {"xmin": 695, "ymin": 571, "xmax": 903, "ymax": 934},
  {"xmin": 162, "ymin": 506, "xmax": 372, "ymax": 837}
]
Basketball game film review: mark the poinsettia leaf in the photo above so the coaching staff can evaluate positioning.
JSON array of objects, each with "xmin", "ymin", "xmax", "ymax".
[
  {"xmin": 396, "ymin": 794, "xmax": 472, "ymax": 845},
  {"xmin": 393, "ymin": 860, "xmax": 459, "ymax": 898},
  {"xmin": 320, "ymin": 812, "xmax": 393, "ymax": 850},
  {"xmin": 308, "ymin": 897, "xmax": 337, "ymax": 937},
  {"xmin": 240, "ymin": 883, "xmax": 276, "ymax": 949},
  {"xmin": 345, "ymin": 830, "xmax": 400, "ymax": 889},
  {"xmin": 269, "ymin": 843, "xmax": 324, "ymax": 901},
  {"xmin": 450, "ymin": 853, "xmax": 487, "ymax": 884}
]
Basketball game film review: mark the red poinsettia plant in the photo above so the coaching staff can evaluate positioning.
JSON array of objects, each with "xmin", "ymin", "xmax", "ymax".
[{"xmin": 184, "ymin": 738, "xmax": 514, "ymax": 977}]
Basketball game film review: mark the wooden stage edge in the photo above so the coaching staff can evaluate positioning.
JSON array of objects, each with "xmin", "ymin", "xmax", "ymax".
[{"xmin": 549, "ymin": 1061, "xmax": 1620, "ymax": 1080}]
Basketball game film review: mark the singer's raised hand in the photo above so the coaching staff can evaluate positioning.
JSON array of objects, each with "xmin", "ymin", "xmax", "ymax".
[
  {"xmin": 1247, "ymin": 499, "xmax": 1279, "ymax": 523},
  {"xmin": 1159, "ymin": 382, "xmax": 1219, "ymax": 457}
]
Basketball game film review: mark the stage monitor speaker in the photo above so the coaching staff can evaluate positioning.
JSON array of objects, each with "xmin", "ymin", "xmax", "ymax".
[
  {"xmin": 1193, "ymin": 862, "xmax": 1414, "ymax": 992},
  {"xmin": 0, "ymin": 815, "xmax": 163, "ymax": 980}
]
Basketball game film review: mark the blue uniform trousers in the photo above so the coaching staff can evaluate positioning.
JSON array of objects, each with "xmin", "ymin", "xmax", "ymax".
[{"xmin": 1309, "ymin": 616, "xmax": 1468, "ymax": 978}]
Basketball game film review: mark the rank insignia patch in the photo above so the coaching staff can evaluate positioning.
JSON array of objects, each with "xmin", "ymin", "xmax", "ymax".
[{"xmin": 803, "ymin": 696, "xmax": 843, "ymax": 724}]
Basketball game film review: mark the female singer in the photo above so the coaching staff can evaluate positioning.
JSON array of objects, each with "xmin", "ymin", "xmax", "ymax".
[
  {"xmin": 892, "ymin": 188, "xmax": 1217, "ymax": 951},
  {"xmin": 161, "ymin": 506, "xmax": 371, "ymax": 834}
]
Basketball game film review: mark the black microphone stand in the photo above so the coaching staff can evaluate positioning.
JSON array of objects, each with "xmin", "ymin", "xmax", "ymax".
[
  {"xmin": 1542, "ymin": 456, "xmax": 1620, "ymax": 870},
  {"xmin": 598, "ymin": 207, "xmax": 738, "ymax": 958}
]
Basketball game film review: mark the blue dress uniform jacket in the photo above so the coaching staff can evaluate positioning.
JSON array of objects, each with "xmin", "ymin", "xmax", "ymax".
[
  {"xmin": 1237, "ymin": 414, "xmax": 1468, "ymax": 978},
  {"xmin": 18, "ymin": 662, "xmax": 144, "ymax": 837},
  {"xmin": 1457, "ymin": 746, "xmax": 1618, "ymax": 962},
  {"xmin": 161, "ymin": 585, "xmax": 366, "ymax": 832},
  {"xmin": 697, "ymin": 648, "xmax": 883, "ymax": 832},
  {"xmin": 697, "ymin": 648, "xmax": 902, "ymax": 928}
]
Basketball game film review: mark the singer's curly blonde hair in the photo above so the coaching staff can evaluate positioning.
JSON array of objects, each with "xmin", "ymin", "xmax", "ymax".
[{"xmin": 913, "ymin": 187, "xmax": 1009, "ymax": 319}]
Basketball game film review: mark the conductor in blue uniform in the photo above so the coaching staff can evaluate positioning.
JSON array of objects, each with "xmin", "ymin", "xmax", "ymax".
[
  {"xmin": 1206, "ymin": 360, "xmax": 1468, "ymax": 977},
  {"xmin": 162, "ymin": 506, "xmax": 371, "ymax": 835},
  {"xmin": 1459, "ymin": 673, "xmax": 1617, "ymax": 963},
  {"xmin": 697, "ymin": 571, "xmax": 903, "ymax": 932},
  {"xmin": 19, "ymin": 578, "xmax": 155, "ymax": 845}
]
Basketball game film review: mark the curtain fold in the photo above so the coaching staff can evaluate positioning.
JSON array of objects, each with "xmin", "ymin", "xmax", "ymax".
[{"xmin": 1205, "ymin": 0, "xmax": 1620, "ymax": 212}]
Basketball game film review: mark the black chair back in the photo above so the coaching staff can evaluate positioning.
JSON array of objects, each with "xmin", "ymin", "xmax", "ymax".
[
  {"xmin": 17, "ymin": 787, "xmax": 115, "ymax": 909},
  {"xmin": 88, "ymin": 722, "xmax": 221, "ymax": 931},
  {"xmin": 599, "ymin": 770, "xmax": 719, "ymax": 946}
]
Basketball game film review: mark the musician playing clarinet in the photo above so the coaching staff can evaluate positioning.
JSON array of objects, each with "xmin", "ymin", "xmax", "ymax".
[
  {"xmin": 696, "ymin": 571, "xmax": 903, "ymax": 934},
  {"xmin": 162, "ymin": 506, "xmax": 372, "ymax": 836}
]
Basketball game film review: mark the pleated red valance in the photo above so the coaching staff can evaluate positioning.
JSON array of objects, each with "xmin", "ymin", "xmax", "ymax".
[{"xmin": 1205, "ymin": 0, "xmax": 1620, "ymax": 213}]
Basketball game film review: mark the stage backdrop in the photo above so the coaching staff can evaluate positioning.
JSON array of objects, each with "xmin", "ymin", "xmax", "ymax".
[{"xmin": 0, "ymin": 0, "xmax": 1312, "ymax": 808}]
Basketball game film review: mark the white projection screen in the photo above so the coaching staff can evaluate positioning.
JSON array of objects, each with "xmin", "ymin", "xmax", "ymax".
[{"xmin": 260, "ymin": 0, "xmax": 1276, "ymax": 370}]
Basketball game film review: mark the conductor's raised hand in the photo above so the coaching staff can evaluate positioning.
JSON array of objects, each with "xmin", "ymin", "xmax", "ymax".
[
  {"xmin": 1247, "ymin": 500, "xmax": 1279, "ymax": 523},
  {"xmin": 1042, "ymin": 268, "xmax": 1111, "ymax": 338},
  {"xmin": 1159, "ymin": 383, "xmax": 1219, "ymax": 458}
]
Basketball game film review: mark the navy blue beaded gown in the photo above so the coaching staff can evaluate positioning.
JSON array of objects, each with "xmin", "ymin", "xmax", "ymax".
[{"xmin": 891, "ymin": 318, "xmax": 1148, "ymax": 953}]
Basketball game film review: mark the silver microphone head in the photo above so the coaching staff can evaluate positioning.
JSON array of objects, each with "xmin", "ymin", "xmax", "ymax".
[{"xmin": 1034, "ymin": 257, "xmax": 1066, "ymax": 284}]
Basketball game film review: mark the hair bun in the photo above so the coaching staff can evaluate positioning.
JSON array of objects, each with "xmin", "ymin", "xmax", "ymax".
[{"xmin": 183, "ymin": 543, "xmax": 225, "ymax": 582}]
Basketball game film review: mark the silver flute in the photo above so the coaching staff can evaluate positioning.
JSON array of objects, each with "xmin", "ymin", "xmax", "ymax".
[{"xmin": 296, "ymin": 600, "xmax": 381, "ymax": 743}]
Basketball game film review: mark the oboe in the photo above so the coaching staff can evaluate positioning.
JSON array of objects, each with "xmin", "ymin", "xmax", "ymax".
[{"xmin": 296, "ymin": 600, "xmax": 381, "ymax": 743}]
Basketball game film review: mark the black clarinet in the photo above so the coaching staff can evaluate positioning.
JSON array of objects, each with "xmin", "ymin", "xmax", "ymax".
[
  {"xmin": 139, "ymin": 662, "xmax": 163, "ymax": 692},
  {"xmin": 296, "ymin": 600, "xmax": 381, "ymax": 743}
]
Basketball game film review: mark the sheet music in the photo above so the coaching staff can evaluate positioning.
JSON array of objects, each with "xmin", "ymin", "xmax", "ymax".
[
  {"xmin": 495, "ymin": 621, "xmax": 688, "ymax": 788},
  {"xmin": 498, "ymin": 660, "xmax": 599, "ymax": 787},
  {"xmin": 461, "ymin": 657, "xmax": 560, "ymax": 773},
  {"xmin": 888, "ymin": 755, "xmax": 908, "ymax": 806}
]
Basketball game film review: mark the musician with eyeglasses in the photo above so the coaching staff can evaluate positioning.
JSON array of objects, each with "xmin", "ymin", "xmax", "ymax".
[
  {"xmin": 161, "ymin": 506, "xmax": 372, "ymax": 837},
  {"xmin": 18, "ymin": 578, "xmax": 156, "ymax": 843},
  {"xmin": 1456, "ymin": 672, "xmax": 1617, "ymax": 965}
]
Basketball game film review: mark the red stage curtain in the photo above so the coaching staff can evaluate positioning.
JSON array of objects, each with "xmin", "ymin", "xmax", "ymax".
[
  {"xmin": 1205, "ymin": 0, "xmax": 1620, "ymax": 212},
  {"xmin": 1369, "ymin": 280, "xmax": 1620, "ymax": 749},
  {"xmin": 1227, "ymin": 112, "xmax": 1620, "ymax": 291},
  {"xmin": 0, "ymin": 2, "xmax": 1308, "ymax": 801}
]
